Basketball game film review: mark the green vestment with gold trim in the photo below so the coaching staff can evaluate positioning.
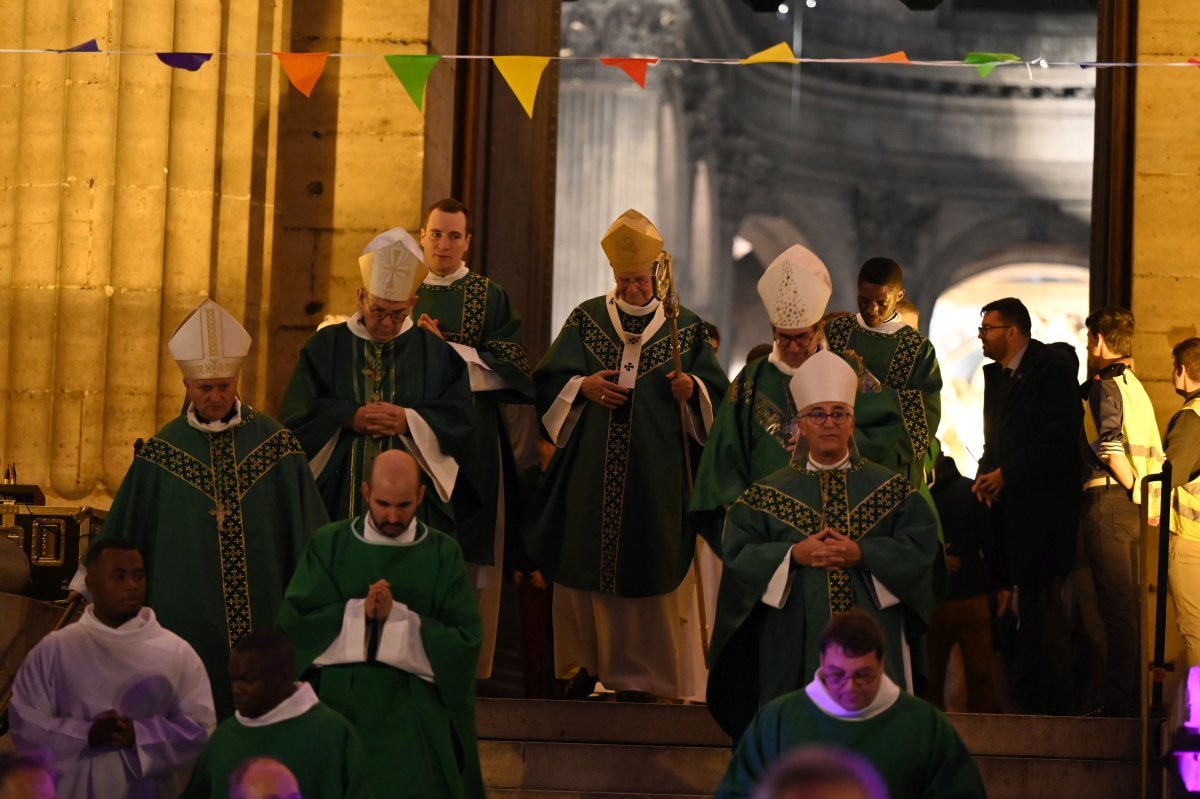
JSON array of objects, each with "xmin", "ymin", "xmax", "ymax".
[
  {"xmin": 92, "ymin": 407, "xmax": 328, "ymax": 718},
  {"xmin": 278, "ymin": 322, "xmax": 478, "ymax": 546},
  {"xmin": 689, "ymin": 357, "xmax": 796, "ymax": 552},
  {"xmin": 277, "ymin": 518, "xmax": 483, "ymax": 799},
  {"xmin": 413, "ymin": 272, "xmax": 534, "ymax": 564},
  {"xmin": 707, "ymin": 459, "xmax": 940, "ymax": 740},
  {"xmin": 525, "ymin": 295, "xmax": 729, "ymax": 597},
  {"xmin": 824, "ymin": 315, "xmax": 942, "ymax": 488}
]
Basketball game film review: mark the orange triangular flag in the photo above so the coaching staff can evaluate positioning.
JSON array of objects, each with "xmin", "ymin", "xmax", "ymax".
[
  {"xmin": 866, "ymin": 50, "xmax": 910, "ymax": 64},
  {"xmin": 600, "ymin": 57, "xmax": 659, "ymax": 89},
  {"xmin": 740, "ymin": 42, "xmax": 799, "ymax": 65},
  {"xmin": 273, "ymin": 52, "xmax": 329, "ymax": 97},
  {"xmin": 493, "ymin": 56, "xmax": 551, "ymax": 118}
]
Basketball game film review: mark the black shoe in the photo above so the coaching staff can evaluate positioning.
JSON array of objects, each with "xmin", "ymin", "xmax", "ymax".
[{"xmin": 561, "ymin": 667, "xmax": 598, "ymax": 699}]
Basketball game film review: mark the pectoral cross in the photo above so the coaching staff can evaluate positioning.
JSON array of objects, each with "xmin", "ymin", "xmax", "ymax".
[{"xmin": 209, "ymin": 501, "xmax": 234, "ymax": 531}]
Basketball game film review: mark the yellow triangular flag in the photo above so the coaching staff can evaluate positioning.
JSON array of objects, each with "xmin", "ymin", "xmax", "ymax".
[
  {"xmin": 493, "ymin": 56, "xmax": 551, "ymax": 119},
  {"xmin": 740, "ymin": 42, "xmax": 799, "ymax": 65}
]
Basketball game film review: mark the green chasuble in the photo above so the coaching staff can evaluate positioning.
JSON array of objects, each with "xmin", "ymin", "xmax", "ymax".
[
  {"xmin": 278, "ymin": 320, "xmax": 479, "ymax": 547},
  {"xmin": 525, "ymin": 293, "xmax": 729, "ymax": 597},
  {"xmin": 707, "ymin": 459, "xmax": 939, "ymax": 740},
  {"xmin": 413, "ymin": 271, "xmax": 535, "ymax": 564},
  {"xmin": 277, "ymin": 517, "xmax": 484, "ymax": 799},
  {"xmin": 690, "ymin": 356, "xmax": 796, "ymax": 552},
  {"xmin": 183, "ymin": 700, "xmax": 368, "ymax": 799},
  {"xmin": 717, "ymin": 689, "xmax": 986, "ymax": 799},
  {"xmin": 824, "ymin": 314, "xmax": 942, "ymax": 488},
  {"xmin": 89, "ymin": 405, "xmax": 328, "ymax": 718}
]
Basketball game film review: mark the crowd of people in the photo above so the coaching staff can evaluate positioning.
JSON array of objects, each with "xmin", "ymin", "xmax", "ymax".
[{"xmin": 4, "ymin": 198, "xmax": 1200, "ymax": 799}]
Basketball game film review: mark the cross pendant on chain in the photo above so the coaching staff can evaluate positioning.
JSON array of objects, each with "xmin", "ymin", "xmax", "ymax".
[{"xmin": 209, "ymin": 502, "xmax": 233, "ymax": 531}]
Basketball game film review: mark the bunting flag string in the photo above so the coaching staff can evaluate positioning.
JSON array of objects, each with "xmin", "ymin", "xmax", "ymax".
[{"xmin": 11, "ymin": 39, "xmax": 1200, "ymax": 117}]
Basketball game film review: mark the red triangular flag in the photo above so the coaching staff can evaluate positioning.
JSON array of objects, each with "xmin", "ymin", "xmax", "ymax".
[
  {"xmin": 1189, "ymin": 58, "xmax": 1200, "ymax": 66},
  {"xmin": 866, "ymin": 51, "xmax": 911, "ymax": 64},
  {"xmin": 273, "ymin": 52, "xmax": 329, "ymax": 97},
  {"xmin": 600, "ymin": 57, "xmax": 659, "ymax": 89}
]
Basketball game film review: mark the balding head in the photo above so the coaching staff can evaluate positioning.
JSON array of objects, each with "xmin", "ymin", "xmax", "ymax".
[
  {"xmin": 361, "ymin": 450, "xmax": 425, "ymax": 537},
  {"xmin": 229, "ymin": 757, "xmax": 299, "ymax": 799}
]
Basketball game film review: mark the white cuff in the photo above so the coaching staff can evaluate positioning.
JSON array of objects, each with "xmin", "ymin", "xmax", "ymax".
[
  {"xmin": 762, "ymin": 550, "xmax": 796, "ymax": 608},
  {"xmin": 68, "ymin": 563, "xmax": 90, "ymax": 602},
  {"xmin": 313, "ymin": 599, "xmax": 369, "ymax": 666},
  {"xmin": 542, "ymin": 375, "xmax": 587, "ymax": 447},
  {"xmin": 871, "ymin": 574, "xmax": 901, "ymax": 610},
  {"xmin": 312, "ymin": 599, "xmax": 435, "ymax": 682},
  {"xmin": 309, "ymin": 432, "xmax": 339, "ymax": 479},
  {"xmin": 683, "ymin": 376, "xmax": 715, "ymax": 444},
  {"xmin": 447, "ymin": 343, "xmax": 508, "ymax": 392},
  {"xmin": 401, "ymin": 410, "xmax": 458, "ymax": 502}
]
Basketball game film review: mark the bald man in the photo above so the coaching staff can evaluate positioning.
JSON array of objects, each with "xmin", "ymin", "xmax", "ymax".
[
  {"xmin": 229, "ymin": 758, "xmax": 299, "ymax": 799},
  {"xmin": 278, "ymin": 450, "xmax": 483, "ymax": 799}
]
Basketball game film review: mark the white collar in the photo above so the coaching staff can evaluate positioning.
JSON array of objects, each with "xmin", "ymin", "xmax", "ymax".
[
  {"xmin": 78, "ymin": 605, "xmax": 159, "ymax": 639},
  {"xmin": 423, "ymin": 264, "xmax": 469, "ymax": 286},
  {"xmin": 185, "ymin": 399, "xmax": 242, "ymax": 433},
  {"xmin": 1004, "ymin": 342, "xmax": 1029, "ymax": 373},
  {"xmin": 235, "ymin": 682, "xmax": 319, "ymax": 728},
  {"xmin": 856, "ymin": 312, "xmax": 907, "ymax": 335},
  {"xmin": 612, "ymin": 292, "xmax": 660, "ymax": 317},
  {"xmin": 355, "ymin": 513, "xmax": 426, "ymax": 546},
  {"xmin": 346, "ymin": 311, "xmax": 414, "ymax": 343},
  {"xmin": 805, "ymin": 669, "xmax": 901, "ymax": 721},
  {"xmin": 768, "ymin": 344, "xmax": 798, "ymax": 377},
  {"xmin": 808, "ymin": 452, "xmax": 852, "ymax": 471}
]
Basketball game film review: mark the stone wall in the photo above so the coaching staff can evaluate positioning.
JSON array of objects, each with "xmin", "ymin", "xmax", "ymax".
[{"xmin": 0, "ymin": 0, "xmax": 431, "ymax": 506}]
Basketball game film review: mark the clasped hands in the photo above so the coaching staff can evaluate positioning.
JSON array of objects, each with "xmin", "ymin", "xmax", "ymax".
[
  {"xmin": 88, "ymin": 709, "xmax": 135, "ymax": 750},
  {"xmin": 364, "ymin": 579, "xmax": 394, "ymax": 621},
  {"xmin": 971, "ymin": 468, "xmax": 1004, "ymax": 507},
  {"xmin": 580, "ymin": 369, "xmax": 694, "ymax": 408},
  {"xmin": 790, "ymin": 528, "xmax": 863, "ymax": 570},
  {"xmin": 352, "ymin": 402, "xmax": 408, "ymax": 438}
]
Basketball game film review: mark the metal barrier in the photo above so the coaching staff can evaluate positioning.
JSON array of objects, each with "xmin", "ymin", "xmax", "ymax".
[{"xmin": 1143, "ymin": 462, "xmax": 1174, "ymax": 798}]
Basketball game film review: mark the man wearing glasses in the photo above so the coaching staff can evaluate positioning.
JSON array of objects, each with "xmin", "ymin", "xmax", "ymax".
[
  {"xmin": 691, "ymin": 244, "xmax": 833, "ymax": 549},
  {"xmin": 716, "ymin": 611, "xmax": 984, "ymax": 799},
  {"xmin": 280, "ymin": 228, "xmax": 476, "ymax": 534},
  {"xmin": 707, "ymin": 351, "xmax": 940, "ymax": 741}
]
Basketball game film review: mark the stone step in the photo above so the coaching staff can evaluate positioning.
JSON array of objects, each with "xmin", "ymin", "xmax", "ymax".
[{"xmin": 480, "ymin": 740, "xmax": 1143, "ymax": 799}]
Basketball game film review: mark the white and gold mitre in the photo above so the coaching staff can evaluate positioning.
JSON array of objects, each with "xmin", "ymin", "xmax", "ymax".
[
  {"xmin": 601, "ymin": 209, "xmax": 664, "ymax": 275},
  {"xmin": 790, "ymin": 350, "xmax": 858, "ymax": 412},
  {"xmin": 168, "ymin": 299, "xmax": 252, "ymax": 380},
  {"xmin": 757, "ymin": 244, "xmax": 832, "ymax": 329},
  {"xmin": 359, "ymin": 227, "xmax": 428, "ymax": 301}
]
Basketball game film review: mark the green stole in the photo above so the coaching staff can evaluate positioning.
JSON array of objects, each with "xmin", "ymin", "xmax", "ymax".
[
  {"xmin": 95, "ymin": 406, "xmax": 328, "ymax": 717},
  {"xmin": 277, "ymin": 517, "xmax": 483, "ymax": 799},
  {"xmin": 525, "ymin": 294, "xmax": 729, "ymax": 597},
  {"xmin": 706, "ymin": 458, "xmax": 940, "ymax": 739}
]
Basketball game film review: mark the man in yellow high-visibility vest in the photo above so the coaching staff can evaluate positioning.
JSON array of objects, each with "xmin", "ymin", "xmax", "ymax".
[{"xmin": 1166, "ymin": 337, "xmax": 1200, "ymax": 667}]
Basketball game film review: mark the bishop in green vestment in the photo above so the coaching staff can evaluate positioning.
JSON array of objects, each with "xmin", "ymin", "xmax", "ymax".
[
  {"xmin": 72, "ymin": 299, "xmax": 329, "ymax": 719},
  {"xmin": 526, "ymin": 209, "xmax": 729, "ymax": 700},
  {"xmin": 824, "ymin": 258, "xmax": 942, "ymax": 488},
  {"xmin": 691, "ymin": 244, "xmax": 833, "ymax": 547},
  {"xmin": 278, "ymin": 229, "xmax": 478, "ymax": 539},
  {"xmin": 717, "ymin": 611, "xmax": 985, "ymax": 799},
  {"xmin": 412, "ymin": 199, "xmax": 535, "ymax": 679},
  {"xmin": 707, "ymin": 351, "xmax": 939, "ymax": 740},
  {"xmin": 277, "ymin": 451, "xmax": 483, "ymax": 799}
]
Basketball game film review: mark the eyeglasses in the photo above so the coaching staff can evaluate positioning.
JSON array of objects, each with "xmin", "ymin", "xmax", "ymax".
[
  {"xmin": 977, "ymin": 324, "xmax": 1014, "ymax": 334},
  {"xmin": 367, "ymin": 305, "xmax": 409, "ymax": 323},
  {"xmin": 774, "ymin": 330, "xmax": 815, "ymax": 348},
  {"xmin": 801, "ymin": 410, "xmax": 853, "ymax": 425},
  {"xmin": 819, "ymin": 666, "xmax": 881, "ymax": 687}
]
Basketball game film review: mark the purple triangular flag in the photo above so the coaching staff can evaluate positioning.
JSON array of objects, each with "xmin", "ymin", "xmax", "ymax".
[
  {"xmin": 156, "ymin": 52, "xmax": 213, "ymax": 71},
  {"xmin": 49, "ymin": 39, "xmax": 100, "ymax": 53}
]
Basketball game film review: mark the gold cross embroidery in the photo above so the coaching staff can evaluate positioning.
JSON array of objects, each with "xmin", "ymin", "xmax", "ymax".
[
  {"xmin": 209, "ymin": 501, "xmax": 234, "ymax": 531},
  {"xmin": 362, "ymin": 344, "xmax": 385, "ymax": 402}
]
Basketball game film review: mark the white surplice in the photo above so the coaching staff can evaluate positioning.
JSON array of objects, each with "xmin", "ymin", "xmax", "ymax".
[{"xmin": 10, "ymin": 606, "xmax": 216, "ymax": 799}]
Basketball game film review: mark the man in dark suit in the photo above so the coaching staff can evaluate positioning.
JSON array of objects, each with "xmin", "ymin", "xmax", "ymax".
[{"xmin": 972, "ymin": 297, "xmax": 1082, "ymax": 714}]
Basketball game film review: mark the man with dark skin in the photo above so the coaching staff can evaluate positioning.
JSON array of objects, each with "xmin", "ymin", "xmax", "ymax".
[{"xmin": 12, "ymin": 540, "xmax": 215, "ymax": 798}]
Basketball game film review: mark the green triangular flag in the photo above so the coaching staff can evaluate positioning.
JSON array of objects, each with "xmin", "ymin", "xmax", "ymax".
[
  {"xmin": 385, "ymin": 54, "xmax": 440, "ymax": 111},
  {"xmin": 964, "ymin": 52, "xmax": 1022, "ymax": 78}
]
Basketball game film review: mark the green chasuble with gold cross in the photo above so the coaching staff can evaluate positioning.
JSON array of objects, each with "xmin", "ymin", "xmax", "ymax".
[
  {"xmin": 824, "ymin": 314, "xmax": 942, "ymax": 488},
  {"xmin": 706, "ymin": 458, "xmax": 940, "ymax": 740},
  {"xmin": 278, "ymin": 320, "xmax": 479, "ymax": 548},
  {"xmin": 413, "ymin": 271, "xmax": 534, "ymax": 564},
  {"xmin": 525, "ymin": 294, "xmax": 729, "ymax": 597},
  {"xmin": 690, "ymin": 357, "xmax": 797, "ymax": 553},
  {"xmin": 90, "ymin": 406, "xmax": 329, "ymax": 718}
]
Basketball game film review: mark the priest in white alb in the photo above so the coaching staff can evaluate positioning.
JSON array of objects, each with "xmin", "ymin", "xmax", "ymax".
[{"xmin": 12, "ymin": 540, "xmax": 216, "ymax": 798}]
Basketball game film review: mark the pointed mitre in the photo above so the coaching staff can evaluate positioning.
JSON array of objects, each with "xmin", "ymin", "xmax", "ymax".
[
  {"xmin": 601, "ymin": 209, "xmax": 664, "ymax": 274},
  {"xmin": 169, "ymin": 299, "xmax": 252, "ymax": 380},
  {"xmin": 757, "ymin": 244, "xmax": 832, "ymax": 329},
  {"xmin": 790, "ymin": 350, "xmax": 858, "ymax": 412},
  {"xmin": 359, "ymin": 227, "xmax": 428, "ymax": 301}
]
